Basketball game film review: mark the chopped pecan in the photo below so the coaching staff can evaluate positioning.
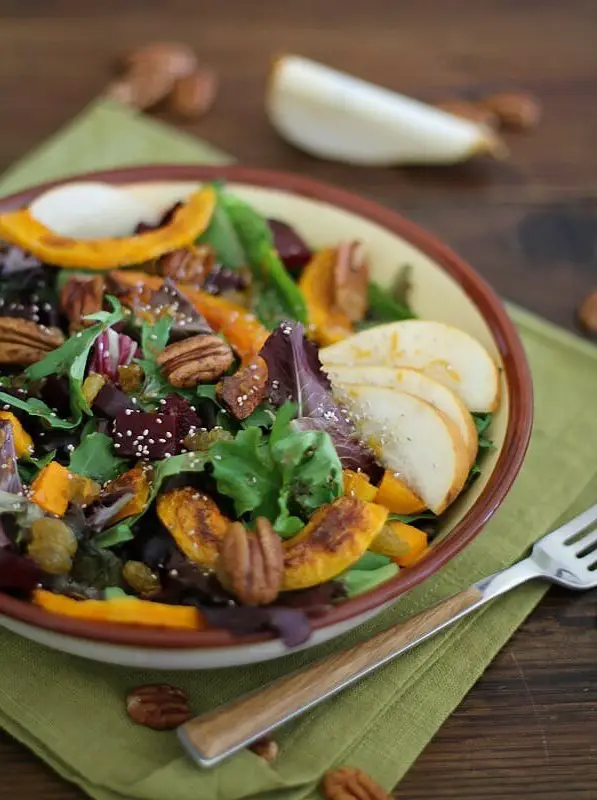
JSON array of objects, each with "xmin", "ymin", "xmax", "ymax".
[
  {"xmin": 332, "ymin": 241, "xmax": 369, "ymax": 323},
  {"xmin": 60, "ymin": 275, "xmax": 105, "ymax": 332},
  {"xmin": 249, "ymin": 736, "xmax": 279, "ymax": 763},
  {"xmin": 321, "ymin": 767, "xmax": 390, "ymax": 800},
  {"xmin": 216, "ymin": 355, "xmax": 268, "ymax": 420},
  {"xmin": 217, "ymin": 518, "xmax": 284, "ymax": 606},
  {"xmin": 157, "ymin": 333, "xmax": 233, "ymax": 387},
  {"xmin": 126, "ymin": 684, "xmax": 191, "ymax": 730},
  {"xmin": 0, "ymin": 318, "xmax": 64, "ymax": 365},
  {"xmin": 157, "ymin": 244, "xmax": 215, "ymax": 287},
  {"xmin": 578, "ymin": 290, "xmax": 597, "ymax": 334}
]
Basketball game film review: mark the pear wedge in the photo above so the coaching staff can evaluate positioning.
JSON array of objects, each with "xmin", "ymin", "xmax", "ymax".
[
  {"xmin": 267, "ymin": 55, "xmax": 506, "ymax": 166},
  {"xmin": 30, "ymin": 182, "xmax": 156, "ymax": 239},
  {"xmin": 321, "ymin": 320, "xmax": 500, "ymax": 413},
  {"xmin": 327, "ymin": 364, "xmax": 478, "ymax": 466},
  {"xmin": 337, "ymin": 385, "xmax": 470, "ymax": 515}
]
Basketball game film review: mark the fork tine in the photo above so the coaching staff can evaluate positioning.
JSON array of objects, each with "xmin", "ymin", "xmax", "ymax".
[
  {"xmin": 573, "ymin": 529, "xmax": 597, "ymax": 557},
  {"xmin": 548, "ymin": 502, "xmax": 597, "ymax": 544}
]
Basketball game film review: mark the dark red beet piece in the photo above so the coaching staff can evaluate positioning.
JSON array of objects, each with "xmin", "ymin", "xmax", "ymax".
[
  {"xmin": 160, "ymin": 395, "xmax": 202, "ymax": 438},
  {"xmin": 112, "ymin": 409, "xmax": 179, "ymax": 459},
  {"xmin": 268, "ymin": 219, "xmax": 312, "ymax": 274}
]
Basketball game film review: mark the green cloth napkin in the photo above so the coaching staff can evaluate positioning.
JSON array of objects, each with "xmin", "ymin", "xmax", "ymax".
[{"xmin": 1, "ymin": 98, "xmax": 597, "ymax": 800}]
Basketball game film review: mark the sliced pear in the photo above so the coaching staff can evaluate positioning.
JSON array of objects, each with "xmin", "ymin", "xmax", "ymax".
[
  {"xmin": 336, "ymin": 385, "xmax": 469, "ymax": 515},
  {"xmin": 327, "ymin": 364, "xmax": 478, "ymax": 466},
  {"xmin": 267, "ymin": 55, "xmax": 506, "ymax": 166},
  {"xmin": 321, "ymin": 320, "xmax": 500, "ymax": 413},
  {"xmin": 30, "ymin": 182, "xmax": 157, "ymax": 239}
]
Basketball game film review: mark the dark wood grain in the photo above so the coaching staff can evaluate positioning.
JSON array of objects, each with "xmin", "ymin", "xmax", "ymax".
[{"xmin": 0, "ymin": 1, "xmax": 597, "ymax": 798}]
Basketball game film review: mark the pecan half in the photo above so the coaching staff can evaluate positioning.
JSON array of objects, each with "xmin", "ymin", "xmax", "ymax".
[
  {"xmin": 0, "ymin": 318, "xmax": 65, "ymax": 365},
  {"xmin": 216, "ymin": 355, "xmax": 268, "ymax": 420},
  {"xmin": 332, "ymin": 242, "xmax": 369, "ymax": 323},
  {"xmin": 157, "ymin": 244, "xmax": 215, "ymax": 287},
  {"xmin": 249, "ymin": 736, "xmax": 279, "ymax": 763},
  {"xmin": 217, "ymin": 518, "xmax": 284, "ymax": 605},
  {"xmin": 579, "ymin": 290, "xmax": 597, "ymax": 334},
  {"xmin": 60, "ymin": 275, "xmax": 105, "ymax": 332},
  {"xmin": 321, "ymin": 767, "xmax": 390, "ymax": 800},
  {"xmin": 157, "ymin": 333, "xmax": 233, "ymax": 387},
  {"xmin": 126, "ymin": 684, "xmax": 191, "ymax": 730}
]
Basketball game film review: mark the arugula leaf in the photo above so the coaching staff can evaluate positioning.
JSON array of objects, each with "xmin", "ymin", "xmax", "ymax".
[
  {"xmin": 210, "ymin": 403, "xmax": 343, "ymax": 534},
  {"xmin": 472, "ymin": 412, "xmax": 494, "ymax": 449},
  {"xmin": 352, "ymin": 552, "xmax": 392, "ymax": 571},
  {"xmin": 69, "ymin": 433, "xmax": 129, "ymax": 483},
  {"xmin": 197, "ymin": 188, "xmax": 247, "ymax": 269},
  {"xmin": 97, "ymin": 452, "xmax": 209, "ymax": 548},
  {"xmin": 104, "ymin": 586, "xmax": 131, "ymax": 600},
  {"xmin": 0, "ymin": 392, "xmax": 77, "ymax": 430},
  {"xmin": 195, "ymin": 384, "xmax": 218, "ymax": 402},
  {"xmin": 24, "ymin": 296, "xmax": 125, "ymax": 421},
  {"xmin": 220, "ymin": 192, "xmax": 308, "ymax": 327},
  {"xmin": 141, "ymin": 316, "xmax": 171, "ymax": 357},
  {"xmin": 241, "ymin": 405, "xmax": 276, "ymax": 430},
  {"xmin": 342, "ymin": 562, "xmax": 400, "ymax": 597},
  {"xmin": 365, "ymin": 281, "xmax": 414, "ymax": 323},
  {"xmin": 388, "ymin": 512, "xmax": 436, "ymax": 524}
]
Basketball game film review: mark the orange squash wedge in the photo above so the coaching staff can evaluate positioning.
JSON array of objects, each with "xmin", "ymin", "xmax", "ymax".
[
  {"xmin": 0, "ymin": 186, "xmax": 216, "ymax": 269},
  {"xmin": 375, "ymin": 470, "xmax": 427, "ymax": 515},
  {"xmin": 298, "ymin": 248, "xmax": 352, "ymax": 346},
  {"xmin": 33, "ymin": 590, "xmax": 204, "ymax": 630}
]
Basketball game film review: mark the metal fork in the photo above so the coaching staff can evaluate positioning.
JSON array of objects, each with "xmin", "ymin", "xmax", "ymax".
[{"xmin": 178, "ymin": 503, "xmax": 597, "ymax": 768}]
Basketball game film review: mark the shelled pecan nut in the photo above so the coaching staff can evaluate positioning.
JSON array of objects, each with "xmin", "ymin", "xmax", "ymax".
[
  {"xmin": 578, "ymin": 290, "xmax": 597, "ymax": 334},
  {"xmin": 60, "ymin": 275, "xmax": 105, "ymax": 332},
  {"xmin": 157, "ymin": 244, "xmax": 215, "ymax": 287},
  {"xmin": 126, "ymin": 684, "xmax": 191, "ymax": 730},
  {"xmin": 480, "ymin": 91, "xmax": 541, "ymax": 131},
  {"xmin": 156, "ymin": 333, "xmax": 233, "ymax": 387},
  {"xmin": 321, "ymin": 766, "xmax": 390, "ymax": 800},
  {"xmin": 168, "ymin": 68, "xmax": 218, "ymax": 119},
  {"xmin": 217, "ymin": 518, "xmax": 284, "ymax": 606},
  {"xmin": 0, "ymin": 318, "xmax": 65, "ymax": 365},
  {"xmin": 435, "ymin": 98, "xmax": 497, "ymax": 127},
  {"xmin": 216, "ymin": 355, "xmax": 268, "ymax": 420},
  {"xmin": 332, "ymin": 241, "xmax": 369, "ymax": 323}
]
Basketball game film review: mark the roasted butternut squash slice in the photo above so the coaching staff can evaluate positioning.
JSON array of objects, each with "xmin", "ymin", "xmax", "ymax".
[
  {"xmin": 31, "ymin": 462, "xmax": 74, "ymax": 517},
  {"xmin": 343, "ymin": 469, "xmax": 377, "ymax": 503},
  {"xmin": 282, "ymin": 496, "xmax": 388, "ymax": 590},
  {"xmin": 375, "ymin": 470, "xmax": 426, "ymax": 515},
  {"xmin": 298, "ymin": 248, "xmax": 353, "ymax": 346},
  {"xmin": 370, "ymin": 520, "xmax": 429, "ymax": 565},
  {"xmin": 33, "ymin": 590, "xmax": 204, "ymax": 630},
  {"xmin": 104, "ymin": 465, "xmax": 151, "ymax": 523},
  {"xmin": 0, "ymin": 411, "xmax": 33, "ymax": 457},
  {"xmin": 0, "ymin": 187, "xmax": 216, "ymax": 269},
  {"xmin": 157, "ymin": 486, "xmax": 231, "ymax": 568}
]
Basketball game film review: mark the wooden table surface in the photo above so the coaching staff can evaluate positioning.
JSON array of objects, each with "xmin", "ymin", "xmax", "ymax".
[{"xmin": 1, "ymin": 1, "xmax": 597, "ymax": 797}]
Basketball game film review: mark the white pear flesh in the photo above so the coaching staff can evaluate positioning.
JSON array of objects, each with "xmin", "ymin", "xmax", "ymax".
[
  {"xmin": 321, "ymin": 320, "xmax": 500, "ymax": 413},
  {"xmin": 337, "ymin": 385, "xmax": 469, "ymax": 514},
  {"xmin": 30, "ymin": 182, "xmax": 157, "ymax": 239},
  {"xmin": 326, "ymin": 364, "xmax": 478, "ymax": 466},
  {"xmin": 267, "ymin": 55, "xmax": 506, "ymax": 166}
]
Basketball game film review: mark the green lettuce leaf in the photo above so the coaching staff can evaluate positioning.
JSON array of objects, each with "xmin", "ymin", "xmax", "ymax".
[
  {"xmin": 197, "ymin": 187, "xmax": 246, "ymax": 269},
  {"xmin": 69, "ymin": 433, "xmax": 129, "ymax": 483},
  {"xmin": 220, "ymin": 192, "xmax": 308, "ymax": 327},
  {"xmin": 0, "ymin": 393, "xmax": 77, "ymax": 430},
  {"xmin": 342, "ymin": 562, "xmax": 400, "ymax": 597}
]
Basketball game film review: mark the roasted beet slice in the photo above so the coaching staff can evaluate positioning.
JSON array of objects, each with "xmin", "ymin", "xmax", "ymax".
[
  {"xmin": 268, "ymin": 219, "xmax": 312, "ymax": 274},
  {"xmin": 160, "ymin": 394, "xmax": 202, "ymax": 438},
  {"xmin": 93, "ymin": 383, "xmax": 137, "ymax": 419},
  {"xmin": 112, "ymin": 409, "xmax": 179, "ymax": 459}
]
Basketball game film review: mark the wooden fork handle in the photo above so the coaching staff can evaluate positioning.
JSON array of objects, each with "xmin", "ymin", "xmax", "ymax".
[{"xmin": 179, "ymin": 585, "xmax": 484, "ymax": 766}]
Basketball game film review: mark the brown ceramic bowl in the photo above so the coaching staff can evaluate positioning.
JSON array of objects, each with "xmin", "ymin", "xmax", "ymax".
[{"xmin": 0, "ymin": 165, "xmax": 532, "ymax": 669}]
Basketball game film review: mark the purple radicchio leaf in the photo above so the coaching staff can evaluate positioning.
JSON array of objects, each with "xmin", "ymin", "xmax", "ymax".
[
  {"xmin": 0, "ymin": 421, "xmax": 22, "ymax": 494},
  {"xmin": 201, "ymin": 605, "xmax": 312, "ymax": 647},
  {"xmin": 148, "ymin": 279, "xmax": 213, "ymax": 339},
  {"xmin": 85, "ymin": 490, "xmax": 136, "ymax": 533},
  {"xmin": 259, "ymin": 321, "xmax": 380, "ymax": 477},
  {"xmin": 268, "ymin": 219, "xmax": 312, "ymax": 275},
  {"xmin": 89, "ymin": 328, "xmax": 138, "ymax": 383},
  {"xmin": 0, "ymin": 244, "xmax": 43, "ymax": 277}
]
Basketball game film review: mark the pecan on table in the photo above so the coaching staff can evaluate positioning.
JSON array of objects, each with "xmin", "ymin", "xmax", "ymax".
[
  {"xmin": 0, "ymin": 317, "xmax": 65, "ymax": 365},
  {"xmin": 217, "ymin": 518, "xmax": 284, "ymax": 606},
  {"xmin": 60, "ymin": 275, "xmax": 105, "ymax": 332},
  {"xmin": 216, "ymin": 355, "xmax": 268, "ymax": 420},
  {"xmin": 126, "ymin": 684, "xmax": 191, "ymax": 730},
  {"xmin": 156, "ymin": 333, "xmax": 234, "ymax": 387},
  {"xmin": 321, "ymin": 766, "xmax": 391, "ymax": 800},
  {"xmin": 332, "ymin": 241, "xmax": 369, "ymax": 323}
]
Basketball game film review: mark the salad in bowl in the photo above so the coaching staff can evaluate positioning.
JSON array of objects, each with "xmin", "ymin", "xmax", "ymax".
[{"xmin": 0, "ymin": 173, "xmax": 511, "ymax": 652}]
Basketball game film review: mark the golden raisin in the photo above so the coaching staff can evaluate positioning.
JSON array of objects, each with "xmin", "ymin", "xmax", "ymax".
[
  {"xmin": 28, "ymin": 518, "xmax": 77, "ymax": 575},
  {"xmin": 117, "ymin": 364, "xmax": 144, "ymax": 393},
  {"xmin": 183, "ymin": 428, "xmax": 233, "ymax": 451},
  {"xmin": 82, "ymin": 373, "xmax": 106, "ymax": 406},
  {"xmin": 123, "ymin": 561, "xmax": 162, "ymax": 595}
]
